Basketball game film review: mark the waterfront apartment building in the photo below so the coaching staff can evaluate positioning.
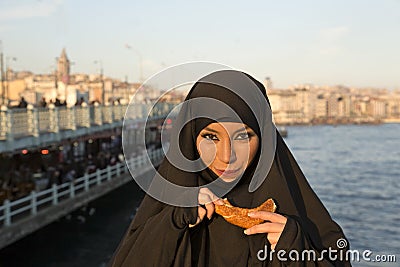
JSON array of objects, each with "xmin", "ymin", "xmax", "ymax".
[{"xmin": 267, "ymin": 83, "xmax": 400, "ymax": 125}]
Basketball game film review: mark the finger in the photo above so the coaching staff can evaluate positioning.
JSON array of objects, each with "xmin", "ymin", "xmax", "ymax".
[
  {"xmin": 198, "ymin": 206, "xmax": 207, "ymax": 220},
  {"xmin": 199, "ymin": 188, "xmax": 223, "ymax": 205},
  {"xmin": 244, "ymin": 222, "xmax": 285, "ymax": 235},
  {"xmin": 198, "ymin": 192, "xmax": 213, "ymax": 205},
  {"xmin": 199, "ymin": 193, "xmax": 223, "ymax": 205},
  {"xmin": 213, "ymin": 198, "xmax": 224, "ymax": 205},
  {"xmin": 248, "ymin": 211, "xmax": 287, "ymax": 224},
  {"xmin": 189, "ymin": 207, "xmax": 206, "ymax": 228},
  {"xmin": 204, "ymin": 202, "xmax": 215, "ymax": 219}
]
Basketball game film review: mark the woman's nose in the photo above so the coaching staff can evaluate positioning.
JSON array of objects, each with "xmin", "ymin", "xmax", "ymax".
[{"xmin": 219, "ymin": 139, "xmax": 236, "ymax": 164}]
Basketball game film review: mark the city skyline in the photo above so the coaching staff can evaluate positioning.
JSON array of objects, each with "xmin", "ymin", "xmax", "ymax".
[{"xmin": 1, "ymin": 0, "xmax": 400, "ymax": 89}]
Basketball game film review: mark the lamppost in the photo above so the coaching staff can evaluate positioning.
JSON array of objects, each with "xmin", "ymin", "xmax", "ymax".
[
  {"xmin": 125, "ymin": 44, "xmax": 144, "ymax": 82},
  {"xmin": 54, "ymin": 57, "xmax": 59, "ymax": 91},
  {"xmin": 94, "ymin": 60, "xmax": 104, "ymax": 104}
]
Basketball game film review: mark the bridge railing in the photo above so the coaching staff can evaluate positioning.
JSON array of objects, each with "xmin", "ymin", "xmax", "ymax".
[
  {"xmin": 0, "ymin": 103, "xmax": 176, "ymax": 141},
  {"xmin": 0, "ymin": 148, "xmax": 164, "ymax": 227}
]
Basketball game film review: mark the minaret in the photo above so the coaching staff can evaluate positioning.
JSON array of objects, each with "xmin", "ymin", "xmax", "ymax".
[{"xmin": 57, "ymin": 48, "xmax": 70, "ymax": 84}]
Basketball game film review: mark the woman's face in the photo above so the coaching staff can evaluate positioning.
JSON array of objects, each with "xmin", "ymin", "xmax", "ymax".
[{"xmin": 196, "ymin": 122, "xmax": 259, "ymax": 182}]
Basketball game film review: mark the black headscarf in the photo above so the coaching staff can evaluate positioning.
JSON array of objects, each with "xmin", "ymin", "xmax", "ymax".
[{"xmin": 110, "ymin": 70, "xmax": 351, "ymax": 267}]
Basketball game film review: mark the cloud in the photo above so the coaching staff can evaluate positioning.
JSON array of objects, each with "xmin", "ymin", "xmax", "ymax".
[
  {"xmin": 317, "ymin": 26, "xmax": 349, "ymax": 55},
  {"xmin": 0, "ymin": 0, "xmax": 63, "ymax": 21}
]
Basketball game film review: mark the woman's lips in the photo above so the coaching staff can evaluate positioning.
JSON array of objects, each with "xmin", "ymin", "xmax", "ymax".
[{"xmin": 214, "ymin": 168, "xmax": 241, "ymax": 177}]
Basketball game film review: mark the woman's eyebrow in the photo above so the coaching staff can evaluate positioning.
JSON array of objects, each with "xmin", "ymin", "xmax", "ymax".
[
  {"xmin": 203, "ymin": 127, "xmax": 220, "ymax": 133},
  {"xmin": 233, "ymin": 126, "xmax": 253, "ymax": 134},
  {"xmin": 202, "ymin": 126, "xmax": 254, "ymax": 135}
]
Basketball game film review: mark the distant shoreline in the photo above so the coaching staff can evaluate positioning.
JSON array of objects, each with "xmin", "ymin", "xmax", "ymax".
[{"xmin": 275, "ymin": 118, "xmax": 400, "ymax": 126}]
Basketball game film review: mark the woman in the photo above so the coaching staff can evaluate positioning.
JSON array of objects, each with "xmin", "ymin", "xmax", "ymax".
[{"xmin": 110, "ymin": 70, "xmax": 351, "ymax": 266}]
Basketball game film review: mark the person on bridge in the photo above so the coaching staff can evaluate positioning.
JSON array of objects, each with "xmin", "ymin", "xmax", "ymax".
[
  {"xmin": 18, "ymin": 97, "xmax": 28, "ymax": 108},
  {"xmin": 110, "ymin": 70, "xmax": 350, "ymax": 266}
]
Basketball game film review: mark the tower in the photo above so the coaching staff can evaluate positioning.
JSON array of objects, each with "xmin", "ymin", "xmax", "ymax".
[
  {"xmin": 57, "ymin": 48, "xmax": 70, "ymax": 84},
  {"xmin": 264, "ymin": 77, "xmax": 273, "ymax": 91}
]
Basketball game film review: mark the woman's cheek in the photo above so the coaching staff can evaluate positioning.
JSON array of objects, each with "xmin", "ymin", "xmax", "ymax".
[
  {"xmin": 198, "ymin": 141, "xmax": 217, "ymax": 166},
  {"xmin": 234, "ymin": 143, "xmax": 251, "ymax": 163}
]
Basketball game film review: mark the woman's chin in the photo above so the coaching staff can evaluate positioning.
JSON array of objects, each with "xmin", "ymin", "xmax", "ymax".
[
  {"xmin": 218, "ymin": 172, "xmax": 245, "ymax": 183},
  {"xmin": 219, "ymin": 176, "xmax": 238, "ymax": 182},
  {"xmin": 210, "ymin": 167, "xmax": 246, "ymax": 182}
]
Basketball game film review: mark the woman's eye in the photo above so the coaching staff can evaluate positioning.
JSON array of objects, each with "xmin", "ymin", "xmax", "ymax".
[
  {"xmin": 236, "ymin": 132, "xmax": 250, "ymax": 140},
  {"xmin": 202, "ymin": 133, "xmax": 219, "ymax": 141}
]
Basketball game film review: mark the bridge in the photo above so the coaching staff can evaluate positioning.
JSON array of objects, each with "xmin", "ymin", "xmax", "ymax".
[
  {"xmin": 0, "ymin": 102, "xmax": 174, "ymax": 153},
  {"xmin": 0, "ymin": 102, "xmax": 174, "ymax": 250}
]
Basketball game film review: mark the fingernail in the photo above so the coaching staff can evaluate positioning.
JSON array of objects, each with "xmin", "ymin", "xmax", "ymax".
[
  {"xmin": 248, "ymin": 212, "xmax": 254, "ymax": 217},
  {"xmin": 244, "ymin": 230, "xmax": 248, "ymax": 235}
]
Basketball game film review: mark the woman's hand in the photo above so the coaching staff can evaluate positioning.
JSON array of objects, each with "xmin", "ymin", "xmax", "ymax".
[
  {"xmin": 244, "ymin": 211, "xmax": 287, "ymax": 250},
  {"xmin": 189, "ymin": 188, "xmax": 224, "ymax": 228}
]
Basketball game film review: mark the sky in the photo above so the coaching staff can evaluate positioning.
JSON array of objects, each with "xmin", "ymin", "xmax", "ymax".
[{"xmin": 0, "ymin": 0, "xmax": 399, "ymax": 89}]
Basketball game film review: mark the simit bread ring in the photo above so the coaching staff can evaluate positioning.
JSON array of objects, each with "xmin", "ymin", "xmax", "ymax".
[{"xmin": 215, "ymin": 198, "xmax": 277, "ymax": 229}]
